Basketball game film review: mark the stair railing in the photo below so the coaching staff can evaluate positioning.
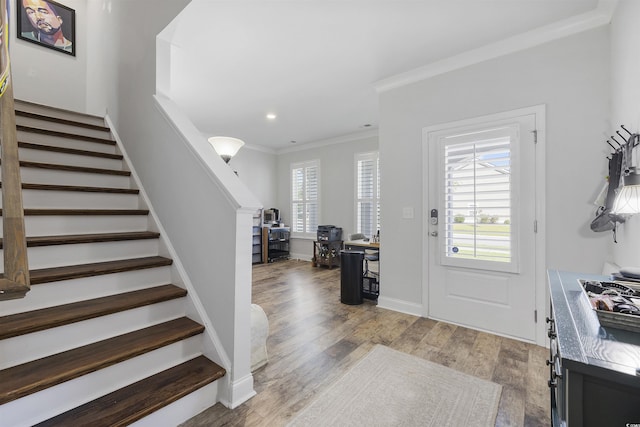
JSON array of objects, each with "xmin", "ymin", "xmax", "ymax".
[{"xmin": 0, "ymin": 0, "xmax": 30, "ymax": 300}]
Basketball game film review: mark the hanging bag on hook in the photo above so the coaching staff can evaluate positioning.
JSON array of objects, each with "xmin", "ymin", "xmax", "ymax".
[{"xmin": 591, "ymin": 150, "xmax": 624, "ymax": 235}]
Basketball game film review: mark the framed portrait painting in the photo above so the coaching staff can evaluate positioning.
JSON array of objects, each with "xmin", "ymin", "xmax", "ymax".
[{"xmin": 16, "ymin": 0, "xmax": 75, "ymax": 56}]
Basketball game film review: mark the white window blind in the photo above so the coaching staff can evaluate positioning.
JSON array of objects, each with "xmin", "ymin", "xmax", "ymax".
[
  {"xmin": 291, "ymin": 160, "xmax": 319, "ymax": 235},
  {"xmin": 356, "ymin": 152, "xmax": 380, "ymax": 237},
  {"xmin": 441, "ymin": 128, "xmax": 512, "ymax": 264}
]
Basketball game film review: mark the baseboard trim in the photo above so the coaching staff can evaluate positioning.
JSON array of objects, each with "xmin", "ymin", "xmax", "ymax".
[
  {"xmin": 376, "ymin": 296, "xmax": 422, "ymax": 317},
  {"xmin": 289, "ymin": 253, "xmax": 313, "ymax": 262},
  {"xmin": 218, "ymin": 373, "xmax": 256, "ymax": 409}
]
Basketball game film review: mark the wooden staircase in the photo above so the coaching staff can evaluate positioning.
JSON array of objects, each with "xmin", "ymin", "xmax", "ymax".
[{"xmin": 0, "ymin": 101, "xmax": 225, "ymax": 426}]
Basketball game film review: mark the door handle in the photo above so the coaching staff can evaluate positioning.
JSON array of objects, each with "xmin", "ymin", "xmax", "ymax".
[{"xmin": 430, "ymin": 231, "xmax": 438, "ymax": 237}]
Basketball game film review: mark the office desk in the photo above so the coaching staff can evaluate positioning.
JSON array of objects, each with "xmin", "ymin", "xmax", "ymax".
[{"xmin": 343, "ymin": 240, "xmax": 380, "ymax": 251}]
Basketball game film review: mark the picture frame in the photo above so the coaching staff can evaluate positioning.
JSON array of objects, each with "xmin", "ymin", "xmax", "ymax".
[{"xmin": 16, "ymin": 0, "xmax": 75, "ymax": 56}]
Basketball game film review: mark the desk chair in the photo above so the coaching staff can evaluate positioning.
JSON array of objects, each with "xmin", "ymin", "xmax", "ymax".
[
  {"xmin": 364, "ymin": 252, "xmax": 379, "ymax": 279},
  {"xmin": 347, "ymin": 234, "xmax": 379, "ymax": 278}
]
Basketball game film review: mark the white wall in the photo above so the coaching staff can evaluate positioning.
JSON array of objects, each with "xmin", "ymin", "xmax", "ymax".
[
  {"xmin": 276, "ymin": 133, "xmax": 378, "ymax": 259},
  {"xmin": 378, "ymin": 27, "xmax": 610, "ymax": 307},
  {"xmin": 232, "ymin": 146, "xmax": 277, "ymax": 209},
  {"xmin": 11, "ymin": 0, "xmax": 88, "ymax": 111},
  {"xmin": 81, "ymin": 0, "xmax": 258, "ymax": 396},
  {"xmin": 85, "ymin": 0, "xmax": 115, "ymax": 117},
  {"xmin": 610, "ymin": 0, "xmax": 640, "ymax": 268}
]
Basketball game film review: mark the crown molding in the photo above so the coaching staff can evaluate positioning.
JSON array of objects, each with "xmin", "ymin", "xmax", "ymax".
[
  {"xmin": 374, "ymin": 0, "xmax": 617, "ymax": 93},
  {"xmin": 198, "ymin": 129, "xmax": 377, "ymax": 156},
  {"xmin": 243, "ymin": 143, "xmax": 277, "ymax": 154},
  {"xmin": 276, "ymin": 128, "xmax": 378, "ymax": 154}
]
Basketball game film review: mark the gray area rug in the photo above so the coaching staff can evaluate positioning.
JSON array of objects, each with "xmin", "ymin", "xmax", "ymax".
[{"xmin": 287, "ymin": 345, "xmax": 502, "ymax": 427}]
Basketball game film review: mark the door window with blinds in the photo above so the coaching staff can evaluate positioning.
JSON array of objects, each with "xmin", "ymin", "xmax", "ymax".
[
  {"xmin": 355, "ymin": 152, "xmax": 380, "ymax": 238},
  {"xmin": 291, "ymin": 160, "xmax": 319, "ymax": 237},
  {"xmin": 437, "ymin": 124, "xmax": 520, "ymax": 273}
]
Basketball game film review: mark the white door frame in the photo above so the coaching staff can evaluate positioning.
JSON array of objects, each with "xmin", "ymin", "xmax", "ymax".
[{"xmin": 421, "ymin": 105, "xmax": 547, "ymax": 346}]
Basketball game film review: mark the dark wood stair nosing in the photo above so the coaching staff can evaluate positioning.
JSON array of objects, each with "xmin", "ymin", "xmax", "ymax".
[
  {"xmin": 0, "ymin": 317, "xmax": 205, "ymax": 405},
  {"xmin": 15, "ymin": 110, "xmax": 111, "ymax": 133},
  {"xmin": 16, "ymin": 160, "xmax": 131, "ymax": 176},
  {"xmin": 0, "ymin": 284, "xmax": 187, "ymax": 340},
  {"xmin": 27, "ymin": 183, "xmax": 137, "ymax": 194},
  {"xmin": 18, "ymin": 141, "xmax": 123, "ymax": 160},
  {"xmin": 0, "ymin": 208, "xmax": 149, "ymax": 216},
  {"xmin": 15, "ymin": 99, "xmax": 107, "ymax": 123},
  {"xmin": 0, "ymin": 182, "xmax": 139, "ymax": 194},
  {"xmin": 33, "ymin": 356, "xmax": 225, "ymax": 427},
  {"xmin": 0, "ymin": 256, "xmax": 173, "ymax": 285},
  {"xmin": 17, "ymin": 125, "xmax": 116, "ymax": 145},
  {"xmin": 0, "ymin": 231, "xmax": 160, "ymax": 249}
]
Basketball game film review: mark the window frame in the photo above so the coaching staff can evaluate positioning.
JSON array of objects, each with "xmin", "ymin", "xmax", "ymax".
[
  {"xmin": 290, "ymin": 159, "xmax": 321, "ymax": 239},
  {"xmin": 354, "ymin": 151, "xmax": 380, "ymax": 238},
  {"xmin": 435, "ymin": 123, "xmax": 521, "ymax": 274}
]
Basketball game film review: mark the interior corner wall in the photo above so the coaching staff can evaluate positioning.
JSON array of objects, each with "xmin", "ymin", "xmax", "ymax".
[
  {"xmin": 87, "ymin": 0, "xmax": 266, "ymax": 376},
  {"xmin": 610, "ymin": 0, "xmax": 640, "ymax": 268},
  {"xmin": 378, "ymin": 27, "xmax": 611, "ymax": 307},
  {"xmin": 276, "ymin": 136, "xmax": 379, "ymax": 259},
  {"xmin": 11, "ymin": 0, "xmax": 88, "ymax": 112},
  {"xmin": 231, "ymin": 147, "xmax": 277, "ymax": 210}
]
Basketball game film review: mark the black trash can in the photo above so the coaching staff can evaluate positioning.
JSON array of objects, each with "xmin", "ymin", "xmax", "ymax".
[{"xmin": 340, "ymin": 250, "xmax": 364, "ymax": 305}]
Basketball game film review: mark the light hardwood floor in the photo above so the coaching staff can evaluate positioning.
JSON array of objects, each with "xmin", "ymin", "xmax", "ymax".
[{"xmin": 182, "ymin": 260, "xmax": 550, "ymax": 426}]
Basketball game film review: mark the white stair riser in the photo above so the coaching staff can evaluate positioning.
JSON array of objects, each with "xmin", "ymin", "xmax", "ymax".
[
  {"xmin": 18, "ymin": 147, "xmax": 123, "ymax": 170},
  {"xmin": 0, "ymin": 298, "xmax": 187, "ymax": 370},
  {"xmin": 130, "ymin": 381, "xmax": 219, "ymax": 427},
  {"xmin": 0, "ymin": 239, "xmax": 160, "ymax": 272},
  {"xmin": 15, "ymin": 100, "xmax": 107, "ymax": 128},
  {"xmin": 12, "ymin": 190, "xmax": 139, "ymax": 210},
  {"xmin": 0, "ymin": 336, "xmax": 204, "ymax": 427},
  {"xmin": 17, "ymin": 130, "xmax": 117, "ymax": 155},
  {"xmin": 16, "ymin": 116, "xmax": 113, "ymax": 140},
  {"xmin": 0, "ymin": 215, "xmax": 150, "ymax": 236},
  {"xmin": 1, "ymin": 266, "xmax": 172, "ymax": 316},
  {"xmin": 20, "ymin": 167, "xmax": 132, "ymax": 188}
]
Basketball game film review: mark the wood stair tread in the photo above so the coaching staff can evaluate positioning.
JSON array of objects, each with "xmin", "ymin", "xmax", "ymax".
[
  {"xmin": 17, "ymin": 125, "xmax": 116, "ymax": 145},
  {"xmin": 0, "ymin": 208, "xmax": 149, "ymax": 216},
  {"xmin": 0, "ymin": 284, "xmax": 187, "ymax": 340},
  {"xmin": 0, "ymin": 317, "xmax": 205, "ymax": 405},
  {"xmin": 16, "ymin": 160, "xmax": 131, "ymax": 176},
  {"xmin": 18, "ymin": 141, "xmax": 123, "ymax": 160},
  {"xmin": 15, "ymin": 110, "xmax": 111, "ymax": 132},
  {"xmin": 0, "ymin": 231, "xmax": 159, "ymax": 248},
  {"xmin": 0, "ymin": 231, "xmax": 160, "ymax": 248},
  {"xmin": 34, "ymin": 356, "xmax": 225, "ymax": 427},
  {"xmin": 7, "ymin": 182, "xmax": 138, "ymax": 194},
  {"xmin": 0, "ymin": 256, "xmax": 173, "ymax": 285}
]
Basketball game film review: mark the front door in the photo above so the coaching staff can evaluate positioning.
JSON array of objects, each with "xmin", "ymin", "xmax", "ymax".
[{"xmin": 424, "ymin": 109, "xmax": 540, "ymax": 342}]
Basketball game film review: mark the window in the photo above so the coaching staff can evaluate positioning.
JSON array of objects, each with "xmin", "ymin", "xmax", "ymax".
[
  {"xmin": 439, "ymin": 125, "xmax": 517, "ymax": 269},
  {"xmin": 291, "ymin": 160, "xmax": 319, "ymax": 237},
  {"xmin": 355, "ymin": 152, "xmax": 380, "ymax": 238}
]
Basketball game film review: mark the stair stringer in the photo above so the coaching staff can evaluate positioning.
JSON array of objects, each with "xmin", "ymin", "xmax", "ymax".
[{"xmin": 104, "ymin": 116, "xmax": 253, "ymax": 413}]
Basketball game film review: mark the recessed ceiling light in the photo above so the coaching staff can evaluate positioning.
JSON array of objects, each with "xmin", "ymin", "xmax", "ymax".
[{"xmin": 266, "ymin": 113, "xmax": 277, "ymax": 120}]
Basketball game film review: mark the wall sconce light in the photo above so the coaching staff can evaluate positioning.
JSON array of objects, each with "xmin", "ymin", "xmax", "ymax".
[
  {"xmin": 613, "ymin": 170, "xmax": 640, "ymax": 214},
  {"xmin": 208, "ymin": 136, "xmax": 245, "ymax": 163}
]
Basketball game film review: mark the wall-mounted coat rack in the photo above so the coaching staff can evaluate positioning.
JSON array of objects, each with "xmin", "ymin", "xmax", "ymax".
[{"xmin": 591, "ymin": 125, "xmax": 640, "ymax": 242}]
